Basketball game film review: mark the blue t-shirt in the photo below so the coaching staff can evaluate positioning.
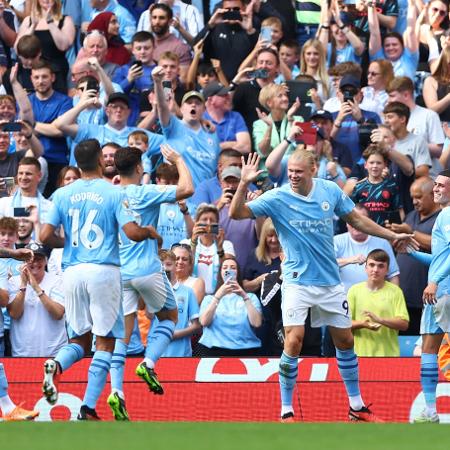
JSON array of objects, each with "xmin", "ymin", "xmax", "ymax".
[
  {"xmin": 30, "ymin": 91, "xmax": 73, "ymax": 164},
  {"xmin": 429, "ymin": 206, "xmax": 450, "ymax": 297},
  {"xmin": 203, "ymin": 110, "xmax": 249, "ymax": 143},
  {"xmin": 45, "ymin": 178, "xmax": 134, "ymax": 269},
  {"xmin": 248, "ymin": 179, "xmax": 355, "ymax": 286},
  {"xmin": 162, "ymin": 117, "xmax": 220, "ymax": 187},
  {"xmin": 371, "ymin": 47, "xmax": 419, "ymax": 81},
  {"xmin": 119, "ymin": 184, "xmax": 177, "ymax": 280},
  {"xmin": 199, "ymin": 292, "xmax": 262, "ymax": 349},
  {"xmin": 326, "ymin": 43, "xmax": 361, "ymax": 67},
  {"xmin": 72, "ymin": 124, "xmax": 164, "ymax": 165},
  {"xmin": 157, "ymin": 201, "xmax": 195, "ymax": 249},
  {"xmin": 149, "ymin": 282, "xmax": 199, "ymax": 356}
]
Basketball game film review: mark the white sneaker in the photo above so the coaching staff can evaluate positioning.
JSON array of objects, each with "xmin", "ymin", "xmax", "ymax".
[
  {"xmin": 42, "ymin": 359, "xmax": 59, "ymax": 405},
  {"xmin": 413, "ymin": 409, "xmax": 440, "ymax": 423}
]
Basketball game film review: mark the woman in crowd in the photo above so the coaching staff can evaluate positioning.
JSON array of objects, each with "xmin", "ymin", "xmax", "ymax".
[
  {"xmin": 299, "ymin": 38, "xmax": 332, "ymax": 104},
  {"xmin": 423, "ymin": 46, "xmax": 450, "ymax": 123},
  {"xmin": 183, "ymin": 203, "xmax": 234, "ymax": 296},
  {"xmin": 16, "ymin": 0, "xmax": 75, "ymax": 93},
  {"xmin": 360, "ymin": 59, "xmax": 394, "ymax": 117},
  {"xmin": 55, "ymin": 165, "xmax": 81, "ymax": 189},
  {"xmin": 243, "ymin": 218, "xmax": 281, "ymax": 295},
  {"xmin": 86, "ymin": 12, "xmax": 131, "ymax": 66},
  {"xmin": 172, "ymin": 243, "xmax": 205, "ymax": 304},
  {"xmin": 198, "ymin": 257, "xmax": 262, "ymax": 356}
]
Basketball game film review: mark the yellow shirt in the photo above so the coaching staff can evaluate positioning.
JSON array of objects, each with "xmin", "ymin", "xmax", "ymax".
[{"xmin": 348, "ymin": 281, "xmax": 409, "ymax": 357}]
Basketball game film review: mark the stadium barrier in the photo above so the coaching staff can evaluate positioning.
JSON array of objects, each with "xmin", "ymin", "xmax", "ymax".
[{"xmin": 3, "ymin": 357, "xmax": 450, "ymax": 422}]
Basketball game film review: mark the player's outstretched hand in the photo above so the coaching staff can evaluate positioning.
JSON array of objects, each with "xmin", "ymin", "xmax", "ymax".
[
  {"xmin": 161, "ymin": 143, "xmax": 181, "ymax": 164},
  {"xmin": 392, "ymin": 233, "xmax": 419, "ymax": 252},
  {"xmin": 241, "ymin": 153, "xmax": 263, "ymax": 184},
  {"xmin": 10, "ymin": 248, "xmax": 34, "ymax": 262},
  {"xmin": 423, "ymin": 282, "xmax": 438, "ymax": 305}
]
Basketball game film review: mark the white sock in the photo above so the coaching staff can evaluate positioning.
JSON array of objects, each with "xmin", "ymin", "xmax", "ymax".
[
  {"xmin": 144, "ymin": 358, "xmax": 155, "ymax": 369},
  {"xmin": 281, "ymin": 405, "xmax": 294, "ymax": 417},
  {"xmin": 425, "ymin": 406, "xmax": 437, "ymax": 415},
  {"xmin": 111, "ymin": 388, "xmax": 124, "ymax": 400},
  {"xmin": 0, "ymin": 395, "xmax": 16, "ymax": 414},
  {"xmin": 349, "ymin": 395, "xmax": 364, "ymax": 411}
]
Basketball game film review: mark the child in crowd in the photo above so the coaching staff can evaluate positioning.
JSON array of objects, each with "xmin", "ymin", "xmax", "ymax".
[{"xmin": 128, "ymin": 130, "xmax": 151, "ymax": 184}]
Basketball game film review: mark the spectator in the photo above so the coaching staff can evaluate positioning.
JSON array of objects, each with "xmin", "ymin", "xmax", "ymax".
[
  {"xmin": 55, "ymin": 166, "xmax": 81, "ymax": 190},
  {"xmin": 182, "ymin": 203, "xmax": 234, "ymax": 295},
  {"xmin": 243, "ymin": 217, "xmax": 281, "ymax": 295},
  {"xmin": 359, "ymin": 59, "xmax": 394, "ymax": 117},
  {"xmin": 147, "ymin": 249, "xmax": 201, "ymax": 357},
  {"xmin": 113, "ymin": 31, "xmax": 156, "ymax": 126},
  {"xmin": 368, "ymin": 0, "xmax": 419, "ymax": 80},
  {"xmin": 198, "ymin": 256, "xmax": 262, "ymax": 356},
  {"xmin": 387, "ymin": 76, "xmax": 445, "ymax": 177},
  {"xmin": 274, "ymin": 39, "xmax": 301, "ymax": 84},
  {"xmin": 195, "ymin": 0, "xmax": 259, "ymax": 82},
  {"xmin": 101, "ymin": 142, "xmax": 120, "ymax": 182},
  {"xmin": 349, "ymin": 249, "xmax": 409, "ymax": 356},
  {"xmin": 203, "ymin": 82, "xmax": 251, "ymax": 154},
  {"xmin": 0, "ymin": 1, "xmax": 18, "ymax": 66},
  {"xmin": 16, "ymin": 218, "xmax": 35, "ymax": 248},
  {"xmin": 353, "ymin": 0, "xmax": 398, "ymax": 40},
  {"xmin": 153, "ymin": 65, "xmax": 221, "ymax": 187},
  {"xmin": 334, "ymin": 203, "xmax": 400, "ymax": 294},
  {"xmin": 148, "ymin": 3, "xmax": 191, "ymax": 84},
  {"xmin": 351, "ymin": 144, "xmax": 403, "ymax": 225},
  {"xmin": 86, "ymin": 11, "xmax": 131, "ymax": 66},
  {"xmin": 29, "ymin": 60, "xmax": 72, "ymax": 196},
  {"xmin": 330, "ymin": 74, "xmax": 381, "ymax": 165},
  {"xmin": 390, "ymin": 177, "xmax": 441, "ymax": 334},
  {"xmin": 0, "ymin": 157, "xmax": 52, "ymax": 223},
  {"xmin": 294, "ymin": 0, "xmax": 320, "ymax": 47},
  {"xmin": 83, "ymin": 0, "xmax": 136, "ymax": 44},
  {"xmin": 8, "ymin": 242, "xmax": 66, "ymax": 357},
  {"xmin": 172, "ymin": 243, "xmax": 205, "ymax": 304},
  {"xmin": 16, "ymin": 0, "xmax": 76, "ymax": 93}
]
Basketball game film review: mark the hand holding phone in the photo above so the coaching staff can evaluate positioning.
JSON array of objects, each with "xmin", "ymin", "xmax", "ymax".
[{"xmin": 246, "ymin": 68, "xmax": 269, "ymax": 80}]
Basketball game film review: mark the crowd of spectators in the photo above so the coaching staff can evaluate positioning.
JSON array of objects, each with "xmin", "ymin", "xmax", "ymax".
[{"xmin": 0, "ymin": 0, "xmax": 448, "ymax": 359}]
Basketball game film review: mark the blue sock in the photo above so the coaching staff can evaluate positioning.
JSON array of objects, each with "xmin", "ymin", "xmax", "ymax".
[
  {"xmin": 279, "ymin": 352, "xmax": 298, "ymax": 412},
  {"xmin": 145, "ymin": 320, "xmax": 175, "ymax": 366},
  {"xmin": 421, "ymin": 353, "xmax": 438, "ymax": 409},
  {"xmin": 110, "ymin": 340, "xmax": 128, "ymax": 395},
  {"xmin": 336, "ymin": 347, "xmax": 361, "ymax": 401},
  {"xmin": 55, "ymin": 343, "xmax": 84, "ymax": 372},
  {"xmin": 83, "ymin": 350, "xmax": 112, "ymax": 409},
  {"xmin": 0, "ymin": 363, "xmax": 8, "ymax": 398}
]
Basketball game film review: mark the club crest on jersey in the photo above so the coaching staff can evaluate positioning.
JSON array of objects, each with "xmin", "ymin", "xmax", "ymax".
[
  {"xmin": 166, "ymin": 209, "xmax": 176, "ymax": 220},
  {"xmin": 321, "ymin": 201, "xmax": 330, "ymax": 211}
]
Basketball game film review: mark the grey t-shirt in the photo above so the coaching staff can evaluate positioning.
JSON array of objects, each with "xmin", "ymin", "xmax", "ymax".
[{"xmin": 395, "ymin": 132, "xmax": 432, "ymax": 169}]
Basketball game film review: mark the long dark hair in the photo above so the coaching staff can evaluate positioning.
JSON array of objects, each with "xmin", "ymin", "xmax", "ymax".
[{"xmin": 215, "ymin": 257, "xmax": 244, "ymax": 293}]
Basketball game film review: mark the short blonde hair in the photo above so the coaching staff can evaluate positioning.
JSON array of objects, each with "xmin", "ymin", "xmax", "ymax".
[
  {"xmin": 258, "ymin": 83, "xmax": 286, "ymax": 110},
  {"xmin": 289, "ymin": 148, "xmax": 317, "ymax": 167}
]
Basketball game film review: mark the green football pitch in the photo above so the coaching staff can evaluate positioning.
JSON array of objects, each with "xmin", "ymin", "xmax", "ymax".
[{"xmin": 1, "ymin": 422, "xmax": 448, "ymax": 450}]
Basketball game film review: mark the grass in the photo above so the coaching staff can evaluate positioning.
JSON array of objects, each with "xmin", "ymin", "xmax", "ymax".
[{"xmin": 1, "ymin": 422, "xmax": 449, "ymax": 450}]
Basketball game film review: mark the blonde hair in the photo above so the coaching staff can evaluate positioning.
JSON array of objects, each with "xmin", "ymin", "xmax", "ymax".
[
  {"xmin": 432, "ymin": 46, "xmax": 450, "ymax": 84},
  {"xmin": 289, "ymin": 148, "xmax": 318, "ymax": 167},
  {"xmin": 261, "ymin": 16, "xmax": 282, "ymax": 29},
  {"xmin": 255, "ymin": 218, "xmax": 278, "ymax": 265},
  {"xmin": 300, "ymin": 39, "xmax": 330, "ymax": 98},
  {"xmin": 32, "ymin": 0, "xmax": 62, "ymax": 21},
  {"xmin": 258, "ymin": 83, "xmax": 286, "ymax": 110}
]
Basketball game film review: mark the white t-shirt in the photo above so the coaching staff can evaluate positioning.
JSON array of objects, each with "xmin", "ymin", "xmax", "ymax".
[
  {"xmin": 0, "ymin": 193, "xmax": 52, "ymax": 221},
  {"xmin": 8, "ymin": 272, "xmax": 67, "ymax": 357}
]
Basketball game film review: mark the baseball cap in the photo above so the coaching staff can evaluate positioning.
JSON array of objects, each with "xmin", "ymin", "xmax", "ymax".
[
  {"xmin": 202, "ymin": 82, "xmax": 231, "ymax": 100},
  {"xmin": 181, "ymin": 91, "xmax": 205, "ymax": 104},
  {"xmin": 310, "ymin": 110, "xmax": 333, "ymax": 121},
  {"xmin": 221, "ymin": 166, "xmax": 241, "ymax": 180},
  {"xmin": 106, "ymin": 93, "xmax": 130, "ymax": 107},
  {"xmin": 26, "ymin": 241, "xmax": 49, "ymax": 258},
  {"xmin": 339, "ymin": 75, "xmax": 361, "ymax": 90}
]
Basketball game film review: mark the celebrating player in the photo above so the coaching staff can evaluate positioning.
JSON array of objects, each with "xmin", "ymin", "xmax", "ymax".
[
  {"xmin": 229, "ymin": 150, "xmax": 417, "ymax": 422},
  {"xmin": 107, "ymin": 144, "xmax": 193, "ymax": 421},
  {"xmin": 40, "ymin": 139, "xmax": 158, "ymax": 420},
  {"xmin": 413, "ymin": 170, "xmax": 450, "ymax": 423}
]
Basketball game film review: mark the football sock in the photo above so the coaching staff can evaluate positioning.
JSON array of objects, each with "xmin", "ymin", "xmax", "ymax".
[
  {"xmin": 336, "ymin": 347, "xmax": 364, "ymax": 410},
  {"xmin": 144, "ymin": 319, "xmax": 175, "ymax": 368},
  {"xmin": 279, "ymin": 352, "xmax": 298, "ymax": 416},
  {"xmin": 55, "ymin": 343, "xmax": 85, "ymax": 372},
  {"xmin": 421, "ymin": 353, "xmax": 438, "ymax": 412},
  {"xmin": 110, "ymin": 340, "xmax": 128, "ymax": 397},
  {"xmin": 0, "ymin": 363, "xmax": 15, "ymax": 414},
  {"xmin": 83, "ymin": 351, "xmax": 112, "ymax": 409}
]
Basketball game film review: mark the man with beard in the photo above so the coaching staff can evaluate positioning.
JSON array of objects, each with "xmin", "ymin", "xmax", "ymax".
[
  {"xmin": 152, "ymin": 66, "xmax": 220, "ymax": 187},
  {"xmin": 102, "ymin": 143, "xmax": 120, "ymax": 182},
  {"xmin": 16, "ymin": 217, "xmax": 34, "ymax": 248},
  {"xmin": 30, "ymin": 61, "xmax": 72, "ymax": 197},
  {"xmin": 150, "ymin": 3, "xmax": 191, "ymax": 84}
]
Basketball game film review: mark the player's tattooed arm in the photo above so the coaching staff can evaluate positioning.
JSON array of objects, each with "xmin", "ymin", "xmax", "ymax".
[{"xmin": 0, "ymin": 248, "xmax": 34, "ymax": 261}]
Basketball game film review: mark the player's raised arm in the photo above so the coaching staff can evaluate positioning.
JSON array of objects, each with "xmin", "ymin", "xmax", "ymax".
[
  {"xmin": 342, "ymin": 209, "xmax": 419, "ymax": 250},
  {"xmin": 0, "ymin": 247, "xmax": 34, "ymax": 261},
  {"xmin": 229, "ymin": 154, "xmax": 263, "ymax": 220}
]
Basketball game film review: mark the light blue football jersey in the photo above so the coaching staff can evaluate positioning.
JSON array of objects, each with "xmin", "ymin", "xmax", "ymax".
[
  {"xmin": 429, "ymin": 206, "xmax": 450, "ymax": 297},
  {"xmin": 119, "ymin": 184, "xmax": 177, "ymax": 280},
  {"xmin": 45, "ymin": 178, "xmax": 134, "ymax": 269},
  {"xmin": 247, "ymin": 179, "xmax": 355, "ymax": 286}
]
